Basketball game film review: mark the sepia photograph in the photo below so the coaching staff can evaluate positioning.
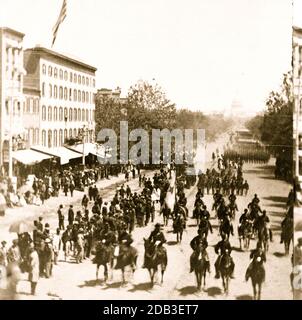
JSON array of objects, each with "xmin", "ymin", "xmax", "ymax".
[{"xmin": 0, "ymin": 0, "xmax": 299, "ymax": 303}]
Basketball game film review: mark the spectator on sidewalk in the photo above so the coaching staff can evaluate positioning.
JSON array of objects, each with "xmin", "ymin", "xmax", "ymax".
[
  {"xmin": 28, "ymin": 242, "xmax": 39, "ymax": 295},
  {"xmin": 57, "ymin": 205, "xmax": 65, "ymax": 230}
]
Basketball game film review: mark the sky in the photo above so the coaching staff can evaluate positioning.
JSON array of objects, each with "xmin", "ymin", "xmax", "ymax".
[{"xmin": 0, "ymin": 0, "xmax": 294, "ymax": 114}]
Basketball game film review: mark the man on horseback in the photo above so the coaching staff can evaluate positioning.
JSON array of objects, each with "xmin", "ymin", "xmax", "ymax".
[
  {"xmin": 214, "ymin": 234, "xmax": 235, "ymax": 279},
  {"xmin": 245, "ymin": 242, "xmax": 266, "ymax": 281},
  {"xmin": 143, "ymin": 223, "xmax": 167, "ymax": 268},
  {"xmin": 254, "ymin": 210, "xmax": 273, "ymax": 242},
  {"xmin": 198, "ymin": 216, "xmax": 213, "ymax": 239},
  {"xmin": 189, "ymin": 229, "xmax": 210, "ymax": 273}
]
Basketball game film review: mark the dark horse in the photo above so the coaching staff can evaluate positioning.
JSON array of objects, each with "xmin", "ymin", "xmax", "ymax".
[
  {"xmin": 93, "ymin": 241, "xmax": 114, "ymax": 283},
  {"xmin": 257, "ymin": 225, "xmax": 270, "ymax": 252},
  {"xmin": 219, "ymin": 250, "xmax": 233, "ymax": 294},
  {"xmin": 282, "ymin": 218, "xmax": 293, "ymax": 255},
  {"xmin": 249, "ymin": 257, "xmax": 265, "ymax": 300},
  {"xmin": 161, "ymin": 202, "xmax": 173, "ymax": 227},
  {"xmin": 191, "ymin": 245, "xmax": 210, "ymax": 291},
  {"xmin": 143, "ymin": 238, "xmax": 168, "ymax": 287},
  {"xmin": 238, "ymin": 220, "xmax": 253, "ymax": 250},
  {"xmin": 219, "ymin": 218, "xmax": 234, "ymax": 239},
  {"xmin": 114, "ymin": 244, "xmax": 138, "ymax": 285},
  {"xmin": 173, "ymin": 214, "xmax": 185, "ymax": 243}
]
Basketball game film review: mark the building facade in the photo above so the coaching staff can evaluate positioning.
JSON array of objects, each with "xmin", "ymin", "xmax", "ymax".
[
  {"xmin": 24, "ymin": 46, "xmax": 97, "ymax": 150},
  {"xmin": 0, "ymin": 27, "xmax": 27, "ymax": 172},
  {"xmin": 293, "ymin": 26, "xmax": 302, "ymax": 181}
]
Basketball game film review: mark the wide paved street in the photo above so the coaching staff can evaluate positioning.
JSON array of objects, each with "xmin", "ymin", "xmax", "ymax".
[{"xmin": 0, "ymin": 134, "xmax": 292, "ymax": 300}]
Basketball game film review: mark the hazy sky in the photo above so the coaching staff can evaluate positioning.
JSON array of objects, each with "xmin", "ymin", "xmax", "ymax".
[{"xmin": 0, "ymin": 0, "xmax": 293, "ymax": 114}]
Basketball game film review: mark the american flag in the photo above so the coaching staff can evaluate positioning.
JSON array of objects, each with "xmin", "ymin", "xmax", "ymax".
[{"xmin": 52, "ymin": 0, "xmax": 67, "ymax": 47}]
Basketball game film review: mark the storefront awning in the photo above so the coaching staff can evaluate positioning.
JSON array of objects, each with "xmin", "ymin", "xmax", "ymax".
[
  {"xmin": 31, "ymin": 146, "xmax": 82, "ymax": 165},
  {"xmin": 12, "ymin": 149, "xmax": 53, "ymax": 165},
  {"xmin": 67, "ymin": 143, "xmax": 110, "ymax": 159}
]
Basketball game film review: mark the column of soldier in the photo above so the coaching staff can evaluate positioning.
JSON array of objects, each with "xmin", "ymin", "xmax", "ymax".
[{"xmin": 0, "ymin": 165, "xmax": 174, "ymax": 295}]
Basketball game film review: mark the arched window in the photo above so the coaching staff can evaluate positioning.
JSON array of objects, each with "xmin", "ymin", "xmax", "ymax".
[
  {"xmin": 49, "ymin": 84, "xmax": 52, "ymax": 98},
  {"xmin": 69, "ymin": 108, "xmax": 73, "ymax": 122},
  {"xmin": 64, "ymin": 71, "xmax": 68, "ymax": 81},
  {"xmin": 54, "ymin": 107, "xmax": 58, "ymax": 121},
  {"xmin": 42, "ymin": 130, "xmax": 46, "ymax": 146},
  {"xmin": 42, "ymin": 82, "xmax": 45, "ymax": 97},
  {"xmin": 86, "ymin": 92, "xmax": 89, "ymax": 103},
  {"xmin": 69, "ymin": 129, "xmax": 72, "ymax": 138},
  {"xmin": 54, "ymin": 85, "xmax": 58, "ymax": 99},
  {"xmin": 48, "ymin": 130, "xmax": 52, "ymax": 148},
  {"xmin": 54, "ymin": 68, "xmax": 58, "ymax": 78},
  {"xmin": 64, "ymin": 108, "xmax": 68, "ymax": 122},
  {"xmin": 82, "ymin": 91, "xmax": 85, "ymax": 103},
  {"xmin": 86, "ymin": 109, "xmax": 89, "ymax": 122},
  {"xmin": 48, "ymin": 66, "xmax": 53, "ymax": 77},
  {"xmin": 74, "ymin": 73, "xmax": 77, "ymax": 83},
  {"xmin": 59, "ymin": 69, "xmax": 63, "ymax": 80},
  {"xmin": 82, "ymin": 109, "xmax": 85, "ymax": 121},
  {"xmin": 42, "ymin": 64, "xmax": 46, "ymax": 75},
  {"xmin": 64, "ymin": 129, "xmax": 68, "ymax": 142},
  {"xmin": 48, "ymin": 106, "xmax": 52, "ymax": 121},
  {"xmin": 69, "ymin": 88, "xmax": 72, "ymax": 101},
  {"xmin": 70, "ymin": 72, "xmax": 73, "ymax": 82},
  {"xmin": 82, "ymin": 76, "xmax": 85, "ymax": 84},
  {"xmin": 42, "ymin": 105, "xmax": 46, "ymax": 121},
  {"xmin": 78, "ymin": 90, "xmax": 81, "ymax": 102},
  {"xmin": 59, "ymin": 129, "xmax": 63, "ymax": 146},
  {"xmin": 74, "ymin": 89, "xmax": 77, "ymax": 102},
  {"xmin": 35, "ymin": 128, "xmax": 39, "ymax": 145},
  {"xmin": 74, "ymin": 108, "xmax": 77, "ymax": 121},
  {"xmin": 78, "ymin": 108, "xmax": 81, "ymax": 121},
  {"xmin": 59, "ymin": 87, "xmax": 63, "ymax": 99},
  {"xmin": 64, "ymin": 87, "xmax": 67, "ymax": 100},
  {"xmin": 86, "ymin": 77, "xmax": 89, "ymax": 86},
  {"xmin": 78, "ymin": 75, "xmax": 81, "ymax": 84},
  {"xmin": 53, "ymin": 130, "xmax": 58, "ymax": 147},
  {"xmin": 59, "ymin": 107, "xmax": 63, "ymax": 121},
  {"xmin": 36, "ymin": 100, "xmax": 40, "ymax": 114}
]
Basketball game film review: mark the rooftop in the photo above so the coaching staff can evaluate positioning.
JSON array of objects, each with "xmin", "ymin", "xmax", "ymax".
[
  {"xmin": 0, "ymin": 27, "xmax": 25, "ymax": 38},
  {"xmin": 25, "ymin": 46, "xmax": 97, "ymax": 72}
]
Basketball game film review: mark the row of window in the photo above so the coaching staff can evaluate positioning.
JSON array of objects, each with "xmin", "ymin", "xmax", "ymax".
[
  {"xmin": 41, "ymin": 106, "xmax": 95, "ymax": 122},
  {"xmin": 42, "ymin": 64, "xmax": 95, "ymax": 87},
  {"xmin": 25, "ymin": 98, "xmax": 40, "ymax": 114},
  {"xmin": 40, "ymin": 129, "xmax": 93, "ymax": 148},
  {"xmin": 41, "ymin": 83, "xmax": 95, "ymax": 104}
]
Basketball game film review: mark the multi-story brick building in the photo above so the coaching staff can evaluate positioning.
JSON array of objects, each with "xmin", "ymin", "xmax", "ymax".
[
  {"xmin": 0, "ymin": 27, "xmax": 27, "ymax": 175},
  {"xmin": 23, "ymin": 46, "xmax": 97, "ymax": 149}
]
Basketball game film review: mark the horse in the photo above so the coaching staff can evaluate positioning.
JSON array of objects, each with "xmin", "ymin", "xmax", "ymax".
[
  {"xmin": 191, "ymin": 245, "xmax": 210, "ymax": 291},
  {"xmin": 161, "ymin": 202, "xmax": 173, "ymax": 226},
  {"xmin": 219, "ymin": 218, "xmax": 234, "ymax": 239},
  {"xmin": 143, "ymin": 238, "xmax": 168, "ymax": 287},
  {"xmin": 173, "ymin": 214, "xmax": 185, "ymax": 243},
  {"xmin": 238, "ymin": 220, "xmax": 253, "ymax": 250},
  {"xmin": 249, "ymin": 256, "xmax": 265, "ymax": 300},
  {"xmin": 114, "ymin": 243, "xmax": 138, "ymax": 286},
  {"xmin": 93, "ymin": 240, "xmax": 114, "ymax": 284},
  {"xmin": 219, "ymin": 250, "xmax": 233, "ymax": 294},
  {"xmin": 282, "ymin": 218, "xmax": 293, "ymax": 255},
  {"xmin": 257, "ymin": 225, "xmax": 270, "ymax": 252},
  {"xmin": 228, "ymin": 202, "xmax": 238, "ymax": 221}
]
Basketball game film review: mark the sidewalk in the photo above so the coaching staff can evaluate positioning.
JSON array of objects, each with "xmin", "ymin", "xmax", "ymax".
[{"xmin": 0, "ymin": 170, "xmax": 149, "ymax": 240}]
